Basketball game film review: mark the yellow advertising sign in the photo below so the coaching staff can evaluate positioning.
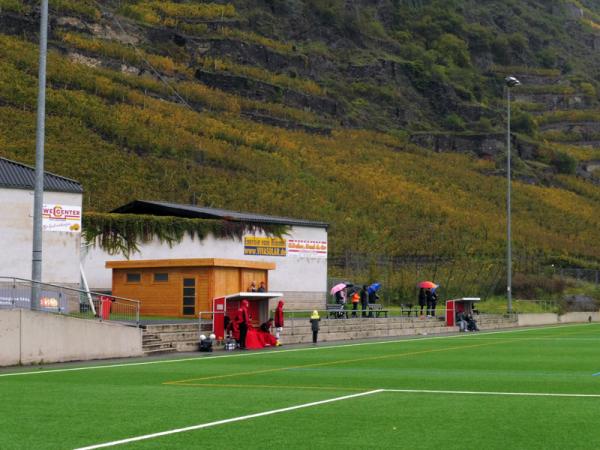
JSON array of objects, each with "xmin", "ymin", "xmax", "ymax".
[{"xmin": 244, "ymin": 236, "xmax": 287, "ymax": 257}]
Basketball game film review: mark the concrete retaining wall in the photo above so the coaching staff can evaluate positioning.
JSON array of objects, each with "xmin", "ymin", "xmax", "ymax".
[
  {"xmin": 280, "ymin": 314, "xmax": 518, "ymax": 345},
  {"xmin": 0, "ymin": 310, "xmax": 20, "ymax": 366},
  {"xmin": 559, "ymin": 312, "xmax": 599, "ymax": 323},
  {"xmin": 0, "ymin": 309, "xmax": 143, "ymax": 366},
  {"xmin": 517, "ymin": 313, "xmax": 559, "ymax": 327},
  {"xmin": 518, "ymin": 312, "xmax": 599, "ymax": 327}
]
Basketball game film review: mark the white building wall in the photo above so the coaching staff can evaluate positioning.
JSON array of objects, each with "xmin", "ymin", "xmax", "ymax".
[
  {"xmin": 82, "ymin": 225, "xmax": 328, "ymax": 310},
  {"xmin": 0, "ymin": 188, "xmax": 82, "ymax": 285}
]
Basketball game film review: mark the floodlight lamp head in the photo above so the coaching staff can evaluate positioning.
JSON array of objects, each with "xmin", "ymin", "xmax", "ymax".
[{"xmin": 505, "ymin": 76, "xmax": 521, "ymax": 87}]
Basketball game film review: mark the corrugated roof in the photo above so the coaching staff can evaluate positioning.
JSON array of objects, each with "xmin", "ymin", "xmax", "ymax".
[
  {"xmin": 112, "ymin": 200, "xmax": 328, "ymax": 229},
  {"xmin": 0, "ymin": 157, "xmax": 83, "ymax": 193}
]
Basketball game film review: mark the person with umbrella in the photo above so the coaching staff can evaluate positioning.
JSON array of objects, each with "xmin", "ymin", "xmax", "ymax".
[
  {"xmin": 427, "ymin": 286, "xmax": 438, "ymax": 318},
  {"xmin": 368, "ymin": 283, "xmax": 381, "ymax": 303},
  {"xmin": 418, "ymin": 288, "xmax": 427, "ymax": 316},
  {"xmin": 330, "ymin": 283, "xmax": 349, "ymax": 318},
  {"xmin": 330, "ymin": 283, "xmax": 346, "ymax": 303},
  {"xmin": 360, "ymin": 285, "xmax": 369, "ymax": 317},
  {"xmin": 367, "ymin": 283, "xmax": 381, "ymax": 318},
  {"xmin": 418, "ymin": 281, "xmax": 438, "ymax": 318}
]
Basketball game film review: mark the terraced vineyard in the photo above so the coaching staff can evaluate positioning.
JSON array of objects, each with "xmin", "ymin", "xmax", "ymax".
[{"xmin": 0, "ymin": 0, "xmax": 599, "ymax": 297}]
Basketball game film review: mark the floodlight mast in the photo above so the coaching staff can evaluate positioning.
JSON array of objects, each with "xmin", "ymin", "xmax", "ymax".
[
  {"xmin": 31, "ymin": 0, "xmax": 49, "ymax": 309},
  {"xmin": 505, "ymin": 76, "xmax": 521, "ymax": 314}
]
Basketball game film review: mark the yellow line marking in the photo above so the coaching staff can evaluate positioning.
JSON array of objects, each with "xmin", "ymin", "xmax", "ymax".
[
  {"xmin": 167, "ymin": 382, "xmax": 366, "ymax": 392},
  {"xmin": 459, "ymin": 337, "xmax": 600, "ymax": 342},
  {"xmin": 164, "ymin": 340, "xmax": 508, "ymax": 386}
]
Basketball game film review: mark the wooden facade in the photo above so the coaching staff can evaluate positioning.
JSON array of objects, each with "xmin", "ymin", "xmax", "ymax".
[{"xmin": 106, "ymin": 258, "xmax": 275, "ymax": 318}]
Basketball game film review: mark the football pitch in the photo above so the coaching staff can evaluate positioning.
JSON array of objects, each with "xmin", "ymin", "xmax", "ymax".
[{"xmin": 2, "ymin": 324, "xmax": 600, "ymax": 449}]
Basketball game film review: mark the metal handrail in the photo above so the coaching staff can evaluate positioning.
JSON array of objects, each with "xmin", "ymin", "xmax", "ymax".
[
  {"xmin": 0, "ymin": 277, "xmax": 140, "ymax": 305},
  {"xmin": 0, "ymin": 276, "xmax": 140, "ymax": 325}
]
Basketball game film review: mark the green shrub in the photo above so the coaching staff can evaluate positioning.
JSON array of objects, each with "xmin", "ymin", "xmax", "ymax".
[
  {"xmin": 538, "ymin": 48, "xmax": 558, "ymax": 69},
  {"xmin": 551, "ymin": 151, "xmax": 578, "ymax": 175},
  {"xmin": 473, "ymin": 117, "xmax": 493, "ymax": 132},
  {"xmin": 491, "ymin": 36, "xmax": 511, "ymax": 65},
  {"xmin": 511, "ymin": 110, "xmax": 537, "ymax": 136},
  {"xmin": 580, "ymin": 82, "xmax": 597, "ymax": 97},
  {"xmin": 444, "ymin": 113, "xmax": 465, "ymax": 131},
  {"xmin": 434, "ymin": 33, "xmax": 470, "ymax": 67},
  {"xmin": 512, "ymin": 273, "xmax": 566, "ymax": 299},
  {"xmin": 51, "ymin": 0, "xmax": 100, "ymax": 20},
  {"xmin": 0, "ymin": 0, "xmax": 27, "ymax": 13}
]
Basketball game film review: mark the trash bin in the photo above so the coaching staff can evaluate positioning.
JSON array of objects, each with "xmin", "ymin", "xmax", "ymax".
[{"xmin": 100, "ymin": 295, "xmax": 112, "ymax": 320}]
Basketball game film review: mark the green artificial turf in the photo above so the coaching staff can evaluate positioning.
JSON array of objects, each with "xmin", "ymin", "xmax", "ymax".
[{"xmin": 1, "ymin": 324, "xmax": 600, "ymax": 449}]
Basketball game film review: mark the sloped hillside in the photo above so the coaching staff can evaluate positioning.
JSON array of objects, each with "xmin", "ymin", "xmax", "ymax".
[{"xmin": 0, "ymin": 0, "xmax": 599, "ymax": 295}]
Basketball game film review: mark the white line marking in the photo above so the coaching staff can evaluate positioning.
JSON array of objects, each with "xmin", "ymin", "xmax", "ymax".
[
  {"xmin": 0, "ymin": 323, "xmax": 595, "ymax": 378},
  {"xmin": 384, "ymin": 388, "xmax": 600, "ymax": 398},
  {"xmin": 73, "ymin": 389, "xmax": 384, "ymax": 450},
  {"xmin": 72, "ymin": 385, "xmax": 600, "ymax": 449}
]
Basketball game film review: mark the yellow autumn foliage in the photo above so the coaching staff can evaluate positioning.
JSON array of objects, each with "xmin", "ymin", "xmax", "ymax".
[{"xmin": 0, "ymin": 34, "xmax": 598, "ymax": 270}]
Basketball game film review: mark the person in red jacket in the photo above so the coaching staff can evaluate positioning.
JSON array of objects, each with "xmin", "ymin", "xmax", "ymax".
[
  {"xmin": 274, "ymin": 299, "xmax": 285, "ymax": 345},
  {"xmin": 235, "ymin": 299, "xmax": 251, "ymax": 349}
]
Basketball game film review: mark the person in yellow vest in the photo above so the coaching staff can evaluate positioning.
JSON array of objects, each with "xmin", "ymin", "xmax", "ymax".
[{"xmin": 310, "ymin": 310, "xmax": 320, "ymax": 345}]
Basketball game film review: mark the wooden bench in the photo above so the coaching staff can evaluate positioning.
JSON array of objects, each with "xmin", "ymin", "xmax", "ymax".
[
  {"xmin": 367, "ymin": 303, "xmax": 388, "ymax": 318},
  {"xmin": 326, "ymin": 303, "xmax": 348, "ymax": 319},
  {"xmin": 400, "ymin": 303, "xmax": 417, "ymax": 316}
]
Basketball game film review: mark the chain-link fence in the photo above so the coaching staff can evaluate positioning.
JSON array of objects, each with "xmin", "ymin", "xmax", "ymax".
[
  {"xmin": 328, "ymin": 253, "xmax": 599, "ymax": 306},
  {"xmin": 558, "ymin": 268, "xmax": 600, "ymax": 285}
]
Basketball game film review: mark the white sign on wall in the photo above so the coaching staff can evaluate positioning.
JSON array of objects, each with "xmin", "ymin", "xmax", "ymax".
[
  {"xmin": 42, "ymin": 204, "xmax": 81, "ymax": 233},
  {"xmin": 287, "ymin": 239, "xmax": 327, "ymax": 258}
]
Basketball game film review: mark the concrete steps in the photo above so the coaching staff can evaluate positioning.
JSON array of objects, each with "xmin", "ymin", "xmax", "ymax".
[
  {"xmin": 142, "ymin": 327, "xmax": 199, "ymax": 354},
  {"xmin": 138, "ymin": 315, "xmax": 519, "ymax": 353}
]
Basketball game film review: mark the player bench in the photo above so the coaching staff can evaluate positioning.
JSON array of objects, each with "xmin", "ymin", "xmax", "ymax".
[
  {"xmin": 368, "ymin": 303, "xmax": 388, "ymax": 318},
  {"xmin": 326, "ymin": 303, "xmax": 348, "ymax": 319},
  {"xmin": 400, "ymin": 303, "xmax": 418, "ymax": 316}
]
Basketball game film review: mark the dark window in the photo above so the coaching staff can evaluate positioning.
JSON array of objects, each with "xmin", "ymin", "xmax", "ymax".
[
  {"xmin": 154, "ymin": 273, "xmax": 169, "ymax": 282},
  {"xmin": 182, "ymin": 278, "xmax": 195, "ymax": 316},
  {"xmin": 126, "ymin": 273, "xmax": 141, "ymax": 283}
]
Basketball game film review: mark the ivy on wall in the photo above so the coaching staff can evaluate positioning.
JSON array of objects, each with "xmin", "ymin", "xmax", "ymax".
[{"xmin": 82, "ymin": 213, "xmax": 289, "ymax": 258}]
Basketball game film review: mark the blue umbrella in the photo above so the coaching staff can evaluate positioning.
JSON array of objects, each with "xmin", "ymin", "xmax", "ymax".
[{"xmin": 367, "ymin": 283, "xmax": 381, "ymax": 294}]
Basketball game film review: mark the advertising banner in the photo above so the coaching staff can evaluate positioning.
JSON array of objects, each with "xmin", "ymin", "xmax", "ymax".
[
  {"xmin": 244, "ymin": 236, "xmax": 287, "ymax": 257},
  {"xmin": 287, "ymin": 239, "xmax": 328, "ymax": 258},
  {"xmin": 42, "ymin": 204, "xmax": 81, "ymax": 233},
  {"xmin": 0, "ymin": 289, "xmax": 63, "ymax": 312}
]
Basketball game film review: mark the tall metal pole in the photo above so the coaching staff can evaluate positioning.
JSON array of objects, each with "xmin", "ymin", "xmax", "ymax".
[
  {"xmin": 506, "ymin": 87, "xmax": 512, "ymax": 313},
  {"xmin": 31, "ymin": 0, "xmax": 49, "ymax": 309}
]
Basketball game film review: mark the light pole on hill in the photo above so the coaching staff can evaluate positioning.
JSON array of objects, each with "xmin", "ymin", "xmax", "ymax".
[
  {"xmin": 31, "ymin": 0, "xmax": 49, "ymax": 309},
  {"xmin": 505, "ymin": 75, "xmax": 521, "ymax": 314}
]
